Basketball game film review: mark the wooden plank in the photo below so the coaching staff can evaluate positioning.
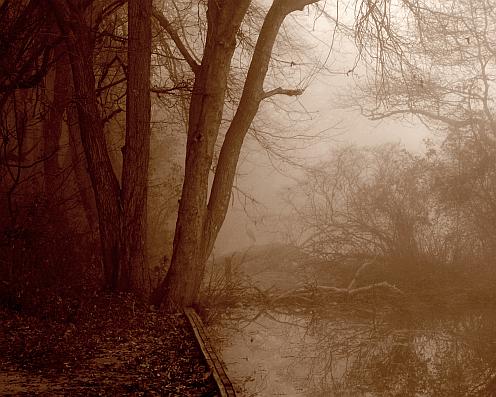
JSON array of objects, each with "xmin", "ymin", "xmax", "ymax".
[{"xmin": 184, "ymin": 307, "xmax": 237, "ymax": 397}]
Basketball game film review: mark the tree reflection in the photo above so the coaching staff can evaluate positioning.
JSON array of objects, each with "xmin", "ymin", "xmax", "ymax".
[
  {"xmin": 282, "ymin": 309, "xmax": 496, "ymax": 396},
  {"xmin": 202, "ymin": 242, "xmax": 496, "ymax": 396}
]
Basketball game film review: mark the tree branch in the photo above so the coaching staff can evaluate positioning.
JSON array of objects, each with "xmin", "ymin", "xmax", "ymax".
[
  {"xmin": 150, "ymin": 82, "xmax": 192, "ymax": 94},
  {"xmin": 368, "ymin": 108, "xmax": 474, "ymax": 129},
  {"xmin": 96, "ymin": 77, "xmax": 126, "ymax": 95},
  {"xmin": 270, "ymin": 281, "xmax": 404, "ymax": 307},
  {"xmin": 203, "ymin": 0, "xmax": 319, "ymax": 258},
  {"xmin": 152, "ymin": 7, "xmax": 200, "ymax": 73},
  {"xmin": 262, "ymin": 87, "xmax": 304, "ymax": 99},
  {"xmin": 101, "ymin": 107, "xmax": 123, "ymax": 125}
]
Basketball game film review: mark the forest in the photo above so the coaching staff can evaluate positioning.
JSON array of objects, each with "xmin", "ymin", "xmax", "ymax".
[{"xmin": 1, "ymin": 0, "xmax": 496, "ymax": 395}]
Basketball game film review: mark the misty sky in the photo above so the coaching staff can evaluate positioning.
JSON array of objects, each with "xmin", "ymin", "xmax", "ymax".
[{"xmin": 213, "ymin": 7, "xmax": 432, "ymax": 254}]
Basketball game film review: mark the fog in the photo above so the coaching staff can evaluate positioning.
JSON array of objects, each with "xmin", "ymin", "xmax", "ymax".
[
  {"xmin": 3, "ymin": 1, "xmax": 496, "ymax": 395},
  {"xmin": 202, "ymin": 4, "xmax": 496, "ymax": 395},
  {"xmin": 214, "ymin": 7, "xmax": 433, "ymax": 255},
  {"xmin": 215, "ymin": 77, "xmax": 431, "ymax": 255}
]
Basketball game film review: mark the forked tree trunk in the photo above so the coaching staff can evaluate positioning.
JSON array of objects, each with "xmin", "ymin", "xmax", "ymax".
[
  {"xmin": 153, "ymin": 0, "xmax": 317, "ymax": 311},
  {"xmin": 152, "ymin": 1, "xmax": 252, "ymax": 310}
]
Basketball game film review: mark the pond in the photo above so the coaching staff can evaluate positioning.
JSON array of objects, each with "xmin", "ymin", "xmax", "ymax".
[
  {"xmin": 202, "ymin": 245, "xmax": 496, "ymax": 396},
  {"xmin": 208, "ymin": 307, "xmax": 496, "ymax": 396}
]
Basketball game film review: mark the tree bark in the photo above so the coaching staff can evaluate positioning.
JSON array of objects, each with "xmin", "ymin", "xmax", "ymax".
[
  {"xmin": 120, "ymin": 0, "xmax": 152, "ymax": 292},
  {"xmin": 204, "ymin": 0, "xmax": 302, "ymax": 256},
  {"xmin": 67, "ymin": 103, "xmax": 98, "ymax": 236},
  {"xmin": 48, "ymin": 0, "xmax": 122, "ymax": 290},
  {"xmin": 152, "ymin": 0, "xmax": 252, "ymax": 310}
]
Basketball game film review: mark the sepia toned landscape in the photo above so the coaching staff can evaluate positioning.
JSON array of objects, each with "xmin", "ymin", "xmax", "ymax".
[{"xmin": 1, "ymin": 0, "xmax": 496, "ymax": 396}]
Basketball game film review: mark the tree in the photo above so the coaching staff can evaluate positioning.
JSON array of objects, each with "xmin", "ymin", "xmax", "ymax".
[
  {"xmin": 427, "ymin": 129, "xmax": 496, "ymax": 264},
  {"xmin": 1, "ymin": 0, "xmax": 442, "ymax": 306},
  {"xmin": 351, "ymin": 0, "xmax": 496, "ymax": 266},
  {"xmin": 46, "ymin": 0, "xmax": 123, "ymax": 290},
  {"xmin": 151, "ymin": 0, "xmax": 317, "ymax": 310},
  {"xmin": 45, "ymin": 0, "xmax": 152, "ymax": 292},
  {"xmin": 354, "ymin": 0, "xmax": 496, "ymax": 135},
  {"xmin": 1, "ymin": 0, "xmax": 200, "ymax": 297},
  {"xmin": 285, "ymin": 145, "xmax": 429, "ymax": 262},
  {"xmin": 120, "ymin": 0, "xmax": 152, "ymax": 291}
]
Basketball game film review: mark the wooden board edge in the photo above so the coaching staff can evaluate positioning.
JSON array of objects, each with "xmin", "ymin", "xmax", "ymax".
[{"xmin": 184, "ymin": 307, "xmax": 236, "ymax": 397}]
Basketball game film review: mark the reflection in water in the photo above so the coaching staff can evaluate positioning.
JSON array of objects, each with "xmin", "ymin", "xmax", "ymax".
[
  {"xmin": 209, "ymin": 308, "xmax": 496, "ymax": 396},
  {"xmin": 201, "ymin": 246, "xmax": 496, "ymax": 396}
]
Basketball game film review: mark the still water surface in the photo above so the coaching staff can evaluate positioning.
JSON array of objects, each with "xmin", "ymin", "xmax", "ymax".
[{"xmin": 209, "ymin": 308, "xmax": 496, "ymax": 396}]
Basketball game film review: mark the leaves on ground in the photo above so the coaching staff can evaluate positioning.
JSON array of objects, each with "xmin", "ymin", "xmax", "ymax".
[{"xmin": 0, "ymin": 293, "xmax": 219, "ymax": 396}]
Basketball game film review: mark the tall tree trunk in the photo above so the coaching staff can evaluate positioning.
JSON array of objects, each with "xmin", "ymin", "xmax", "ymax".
[
  {"xmin": 48, "ymin": 0, "xmax": 122, "ymax": 289},
  {"xmin": 204, "ymin": 1, "xmax": 298, "ymax": 256},
  {"xmin": 120, "ymin": 0, "xmax": 152, "ymax": 292},
  {"xmin": 67, "ymin": 103, "xmax": 98, "ymax": 236},
  {"xmin": 152, "ymin": 1, "xmax": 252, "ymax": 310}
]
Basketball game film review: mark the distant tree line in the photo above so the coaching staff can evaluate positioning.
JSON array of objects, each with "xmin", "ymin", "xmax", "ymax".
[{"xmin": 286, "ymin": 139, "xmax": 496, "ymax": 298}]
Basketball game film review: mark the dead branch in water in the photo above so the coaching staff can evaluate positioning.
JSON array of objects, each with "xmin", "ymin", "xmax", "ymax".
[{"xmin": 269, "ymin": 281, "xmax": 404, "ymax": 306}]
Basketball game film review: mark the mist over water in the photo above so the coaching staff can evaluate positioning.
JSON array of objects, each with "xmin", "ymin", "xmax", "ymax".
[{"xmin": 215, "ymin": 94, "xmax": 430, "ymax": 255}]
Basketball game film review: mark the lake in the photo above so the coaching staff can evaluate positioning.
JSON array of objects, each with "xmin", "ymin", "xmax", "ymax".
[
  {"xmin": 203, "ymin": 245, "xmax": 496, "ymax": 396},
  {"xmin": 208, "ymin": 306, "xmax": 496, "ymax": 396}
]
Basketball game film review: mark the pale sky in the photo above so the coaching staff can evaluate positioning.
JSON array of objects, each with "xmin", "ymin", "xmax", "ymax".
[
  {"xmin": 214, "ymin": 83, "xmax": 431, "ymax": 255},
  {"xmin": 213, "ymin": 4, "xmax": 432, "ymax": 255}
]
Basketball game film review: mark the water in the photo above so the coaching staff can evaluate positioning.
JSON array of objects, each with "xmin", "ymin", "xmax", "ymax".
[
  {"xmin": 209, "ymin": 308, "xmax": 496, "ymax": 396},
  {"xmin": 202, "ymin": 245, "xmax": 496, "ymax": 395},
  {"xmin": 210, "ymin": 312, "xmax": 310, "ymax": 396}
]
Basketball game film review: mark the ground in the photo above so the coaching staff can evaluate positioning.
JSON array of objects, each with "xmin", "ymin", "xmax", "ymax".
[{"xmin": 0, "ymin": 293, "xmax": 219, "ymax": 396}]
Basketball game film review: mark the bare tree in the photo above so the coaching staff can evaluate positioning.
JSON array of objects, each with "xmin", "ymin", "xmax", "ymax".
[
  {"xmin": 151, "ymin": 0, "xmax": 318, "ymax": 310},
  {"xmin": 283, "ymin": 144, "xmax": 465, "ymax": 290},
  {"xmin": 44, "ymin": 0, "xmax": 153, "ymax": 292},
  {"xmin": 46, "ymin": 0, "xmax": 124, "ymax": 289},
  {"xmin": 349, "ymin": 0, "xmax": 496, "ymax": 268},
  {"xmin": 354, "ymin": 0, "xmax": 496, "ymax": 134}
]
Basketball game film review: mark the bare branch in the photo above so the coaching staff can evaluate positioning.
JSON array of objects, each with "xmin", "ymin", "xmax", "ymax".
[
  {"xmin": 101, "ymin": 107, "xmax": 123, "ymax": 125},
  {"xmin": 269, "ymin": 281, "xmax": 404, "ymax": 308},
  {"xmin": 262, "ymin": 87, "xmax": 304, "ymax": 99},
  {"xmin": 152, "ymin": 7, "xmax": 200, "ymax": 73},
  {"xmin": 368, "ymin": 108, "xmax": 474, "ymax": 129},
  {"xmin": 150, "ymin": 83, "xmax": 192, "ymax": 94},
  {"xmin": 96, "ymin": 77, "xmax": 126, "ymax": 95}
]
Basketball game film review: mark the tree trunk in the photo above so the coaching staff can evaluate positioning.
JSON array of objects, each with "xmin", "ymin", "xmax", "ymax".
[
  {"xmin": 153, "ymin": 0, "xmax": 317, "ymax": 311},
  {"xmin": 67, "ymin": 103, "xmax": 98, "ymax": 236},
  {"xmin": 49, "ymin": 0, "xmax": 122, "ymax": 290},
  {"xmin": 119, "ymin": 0, "xmax": 152, "ymax": 293},
  {"xmin": 204, "ymin": 1, "xmax": 294, "ymax": 255},
  {"xmin": 152, "ymin": 1, "xmax": 252, "ymax": 310},
  {"xmin": 43, "ymin": 48, "xmax": 70, "ymax": 197}
]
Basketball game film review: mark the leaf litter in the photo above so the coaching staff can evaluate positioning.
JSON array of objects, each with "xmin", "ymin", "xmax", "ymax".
[{"xmin": 0, "ymin": 293, "xmax": 219, "ymax": 396}]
